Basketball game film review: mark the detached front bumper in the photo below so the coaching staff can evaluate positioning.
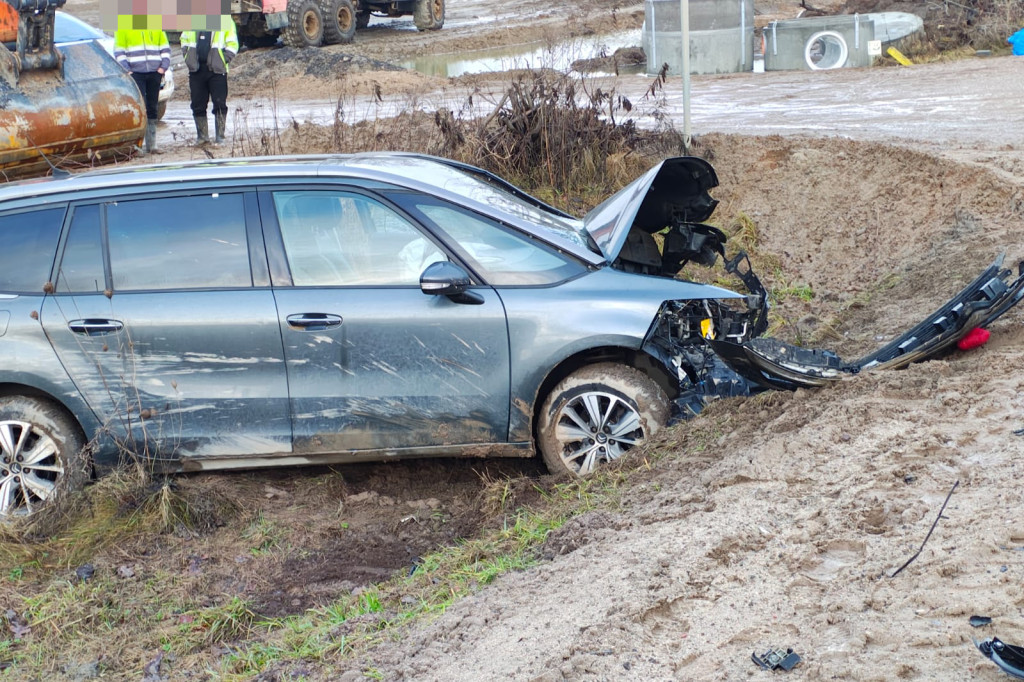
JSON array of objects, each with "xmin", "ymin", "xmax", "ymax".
[{"xmin": 710, "ymin": 255, "xmax": 1024, "ymax": 391}]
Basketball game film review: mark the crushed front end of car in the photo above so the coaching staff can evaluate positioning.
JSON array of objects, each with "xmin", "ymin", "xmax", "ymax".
[{"xmin": 586, "ymin": 156, "xmax": 1024, "ymax": 418}]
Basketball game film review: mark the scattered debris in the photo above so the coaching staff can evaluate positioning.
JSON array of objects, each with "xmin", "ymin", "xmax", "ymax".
[
  {"xmin": 4, "ymin": 610, "xmax": 30, "ymax": 640},
  {"xmin": 970, "ymin": 615, "xmax": 993, "ymax": 627},
  {"xmin": 957, "ymin": 327, "xmax": 990, "ymax": 351},
  {"xmin": 752, "ymin": 647, "xmax": 802, "ymax": 671},
  {"xmin": 264, "ymin": 485, "xmax": 290, "ymax": 499},
  {"xmin": 976, "ymin": 638, "xmax": 1024, "ymax": 680},
  {"xmin": 890, "ymin": 480, "xmax": 959, "ymax": 578},
  {"xmin": 117, "ymin": 565, "xmax": 136, "ymax": 579},
  {"xmin": 142, "ymin": 651, "xmax": 164, "ymax": 682},
  {"xmin": 887, "ymin": 46, "xmax": 914, "ymax": 65},
  {"xmin": 1012, "ymin": 428, "xmax": 1024, "ymax": 437},
  {"xmin": 75, "ymin": 564, "xmax": 95, "ymax": 583}
]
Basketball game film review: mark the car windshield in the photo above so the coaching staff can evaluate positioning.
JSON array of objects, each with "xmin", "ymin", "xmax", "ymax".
[{"xmin": 343, "ymin": 156, "xmax": 600, "ymax": 254}]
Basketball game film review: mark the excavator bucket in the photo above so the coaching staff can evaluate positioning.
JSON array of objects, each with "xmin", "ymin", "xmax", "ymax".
[{"xmin": 0, "ymin": 0, "xmax": 144, "ymax": 179}]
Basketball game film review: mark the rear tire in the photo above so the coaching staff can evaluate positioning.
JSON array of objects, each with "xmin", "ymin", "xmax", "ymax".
[
  {"xmin": 413, "ymin": 0, "xmax": 444, "ymax": 30},
  {"xmin": 537, "ymin": 363, "xmax": 669, "ymax": 477},
  {"xmin": 322, "ymin": 0, "xmax": 357, "ymax": 44},
  {"xmin": 0, "ymin": 396, "xmax": 88, "ymax": 532},
  {"xmin": 284, "ymin": 0, "xmax": 325, "ymax": 47},
  {"xmin": 356, "ymin": 8, "xmax": 370, "ymax": 28}
]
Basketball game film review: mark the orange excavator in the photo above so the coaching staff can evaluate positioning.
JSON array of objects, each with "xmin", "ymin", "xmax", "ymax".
[{"xmin": 0, "ymin": 0, "xmax": 145, "ymax": 179}]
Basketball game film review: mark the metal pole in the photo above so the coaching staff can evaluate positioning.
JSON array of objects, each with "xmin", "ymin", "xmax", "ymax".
[{"xmin": 680, "ymin": 0, "xmax": 691, "ymax": 150}]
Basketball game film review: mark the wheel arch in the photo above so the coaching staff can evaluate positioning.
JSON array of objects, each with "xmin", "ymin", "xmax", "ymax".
[
  {"xmin": 0, "ymin": 383, "xmax": 90, "ymax": 444},
  {"xmin": 529, "ymin": 345, "xmax": 677, "ymax": 440}
]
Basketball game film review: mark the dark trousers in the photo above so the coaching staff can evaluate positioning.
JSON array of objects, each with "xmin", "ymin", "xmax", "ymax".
[
  {"xmin": 189, "ymin": 67, "xmax": 228, "ymax": 118},
  {"xmin": 131, "ymin": 71, "xmax": 162, "ymax": 121}
]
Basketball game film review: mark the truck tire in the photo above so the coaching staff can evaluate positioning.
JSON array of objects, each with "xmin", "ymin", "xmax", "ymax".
[
  {"xmin": 322, "ymin": 0, "xmax": 357, "ymax": 44},
  {"xmin": 413, "ymin": 0, "xmax": 444, "ymax": 31},
  {"xmin": 356, "ymin": 8, "xmax": 370, "ymax": 29},
  {"xmin": 284, "ymin": 0, "xmax": 324, "ymax": 47},
  {"xmin": 536, "ymin": 363, "xmax": 669, "ymax": 477}
]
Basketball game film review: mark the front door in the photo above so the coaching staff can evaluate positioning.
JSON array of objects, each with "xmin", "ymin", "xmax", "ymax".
[{"xmin": 265, "ymin": 188, "xmax": 511, "ymax": 453}]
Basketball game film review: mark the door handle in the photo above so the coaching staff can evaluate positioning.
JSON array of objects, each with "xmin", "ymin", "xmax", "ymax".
[
  {"xmin": 68, "ymin": 319, "xmax": 124, "ymax": 336},
  {"xmin": 286, "ymin": 313, "xmax": 343, "ymax": 331}
]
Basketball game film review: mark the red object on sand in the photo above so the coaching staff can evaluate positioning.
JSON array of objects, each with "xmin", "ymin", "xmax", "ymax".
[{"xmin": 957, "ymin": 327, "xmax": 990, "ymax": 351}]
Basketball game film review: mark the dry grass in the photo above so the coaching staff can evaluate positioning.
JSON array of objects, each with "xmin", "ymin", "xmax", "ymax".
[{"xmin": 231, "ymin": 69, "xmax": 683, "ymax": 215}]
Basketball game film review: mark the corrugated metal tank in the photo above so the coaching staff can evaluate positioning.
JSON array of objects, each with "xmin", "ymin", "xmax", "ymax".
[{"xmin": 642, "ymin": 0, "xmax": 754, "ymax": 75}]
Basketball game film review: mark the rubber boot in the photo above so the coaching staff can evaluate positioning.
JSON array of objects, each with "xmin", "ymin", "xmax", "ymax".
[
  {"xmin": 194, "ymin": 116, "xmax": 210, "ymax": 145},
  {"xmin": 145, "ymin": 120, "xmax": 162, "ymax": 155},
  {"xmin": 214, "ymin": 111, "xmax": 227, "ymax": 145}
]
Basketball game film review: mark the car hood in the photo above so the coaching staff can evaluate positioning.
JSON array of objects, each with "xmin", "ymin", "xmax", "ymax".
[{"xmin": 583, "ymin": 156, "xmax": 719, "ymax": 263}]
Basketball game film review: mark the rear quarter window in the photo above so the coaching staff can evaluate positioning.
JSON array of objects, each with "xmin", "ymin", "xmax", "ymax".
[{"xmin": 0, "ymin": 206, "xmax": 67, "ymax": 293}]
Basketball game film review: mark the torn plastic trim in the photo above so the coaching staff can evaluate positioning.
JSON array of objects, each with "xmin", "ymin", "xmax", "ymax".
[
  {"xmin": 976, "ymin": 638, "xmax": 1024, "ymax": 680},
  {"xmin": 858, "ymin": 254, "xmax": 1024, "ymax": 370},
  {"xmin": 708, "ymin": 336, "xmax": 856, "ymax": 391},
  {"xmin": 711, "ymin": 255, "xmax": 1024, "ymax": 390}
]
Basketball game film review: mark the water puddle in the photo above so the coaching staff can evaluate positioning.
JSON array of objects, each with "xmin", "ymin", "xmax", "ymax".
[{"xmin": 402, "ymin": 29, "xmax": 643, "ymax": 77}]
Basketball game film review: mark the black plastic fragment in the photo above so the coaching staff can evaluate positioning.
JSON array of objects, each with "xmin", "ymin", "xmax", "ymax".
[
  {"xmin": 752, "ymin": 647, "xmax": 801, "ymax": 671},
  {"xmin": 976, "ymin": 638, "xmax": 1024, "ymax": 680},
  {"xmin": 970, "ymin": 615, "xmax": 993, "ymax": 627}
]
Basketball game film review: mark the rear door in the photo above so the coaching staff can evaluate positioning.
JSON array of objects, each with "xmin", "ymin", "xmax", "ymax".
[
  {"xmin": 40, "ymin": 190, "xmax": 292, "ymax": 460},
  {"xmin": 261, "ymin": 187, "xmax": 511, "ymax": 454}
]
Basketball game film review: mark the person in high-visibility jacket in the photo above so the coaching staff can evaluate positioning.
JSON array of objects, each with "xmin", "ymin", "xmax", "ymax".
[
  {"xmin": 181, "ymin": 18, "xmax": 239, "ymax": 145},
  {"xmin": 113, "ymin": 29, "xmax": 170, "ymax": 154}
]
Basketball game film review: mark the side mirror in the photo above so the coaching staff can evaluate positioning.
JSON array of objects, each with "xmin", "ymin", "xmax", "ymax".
[
  {"xmin": 420, "ymin": 261, "xmax": 471, "ymax": 296},
  {"xmin": 419, "ymin": 261, "xmax": 483, "ymax": 305}
]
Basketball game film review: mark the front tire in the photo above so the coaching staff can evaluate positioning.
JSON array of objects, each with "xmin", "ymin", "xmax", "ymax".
[
  {"xmin": 537, "ymin": 363, "xmax": 669, "ymax": 477},
  {"xmin": 413, "ymin": 0, "xmax": 444, "ymax": 30},
  {"xmin": 284, "ymin": 0, "xmax": 325, "ymax": 47},
  {"xmin": 0, "ymin": 396, "xmax": 88, "ymax": 526}
]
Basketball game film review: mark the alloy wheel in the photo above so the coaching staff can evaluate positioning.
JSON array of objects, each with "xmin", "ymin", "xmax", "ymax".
[
  {"xmin": 0, "ymin": 420, "xmax": 64, "ymax": 517},
  {"xmin": 552, "ymin": 391, "xmax": 644, "ymax": 475}
]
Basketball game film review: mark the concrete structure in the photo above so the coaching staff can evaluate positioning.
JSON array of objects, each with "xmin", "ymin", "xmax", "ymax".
[
  {"xmin": 642, "ymin": 0, "xmax": 754, "ymax": 76},
  {"xmin": 863, "ymin": 12, "xmax": 925, "ymax": 45},
  {"xmin": 763, "ymin": 15, "xmax": 876, "ymax": 71}
]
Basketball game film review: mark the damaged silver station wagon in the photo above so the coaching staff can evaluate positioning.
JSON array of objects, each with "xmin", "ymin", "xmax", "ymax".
[{"xmin": 1, "ymin": 154, "xmax": 1022, "ymax": 522}]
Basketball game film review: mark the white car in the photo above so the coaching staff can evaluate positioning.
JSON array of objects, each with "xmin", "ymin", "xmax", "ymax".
[{"xmin": 54, "ymin": 11, "xmax": 174, "ymax": 120}]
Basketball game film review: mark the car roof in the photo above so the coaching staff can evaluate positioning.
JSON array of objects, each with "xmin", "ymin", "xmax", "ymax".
[
  {"xmin": 0, "ymin": 153, "xmax": 605, "ymax": 265},
  {"xmin": 54, "ymin": 11, "xmax": 108, "ymax": 43}
]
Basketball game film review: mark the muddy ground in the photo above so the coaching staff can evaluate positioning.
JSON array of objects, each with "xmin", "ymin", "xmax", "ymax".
[{"xmin": 6, "ymin": 0, "xmax": 1024, "ymax": 679}]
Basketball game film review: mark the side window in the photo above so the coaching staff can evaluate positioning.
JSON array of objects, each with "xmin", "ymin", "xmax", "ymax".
[
  {"xmin": 272, "ymin": 190, "xmax": 447, "ymax": 287},
  {"xmin": 56, "ymin": 205, "xmax": 105, "ymax": 293},
  {"xmin": 0, "ymin": 206, "xmax": 66, "ymax": 293},
  {"xmin": 398, "ymin": 196, "xmax": 585, "ymax": 286},
  {"xmin": 106, "ymin": 193, "xmax": 251, "ymax": 291}
]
